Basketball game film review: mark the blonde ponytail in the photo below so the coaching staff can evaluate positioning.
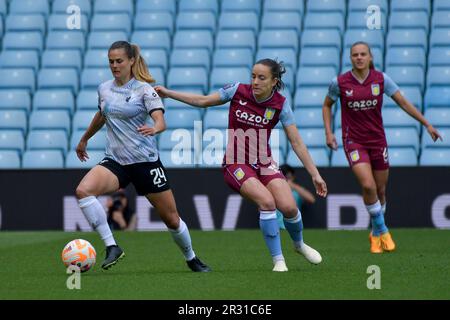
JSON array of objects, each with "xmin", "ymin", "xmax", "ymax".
[{"xmin": 131, "ymin": 44, "xmax": 155, "ymax": 84}]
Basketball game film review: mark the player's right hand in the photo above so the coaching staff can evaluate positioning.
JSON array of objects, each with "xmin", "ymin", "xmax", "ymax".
[
  {"xmin": 76, "ymin": 140, "xmax": 89, "ymax": 162},
  {"xmin": 326, "ymin": 133, "xmax": 338, "ymax": 150},
  {"xmin": 154, "ymin": 85, "xmax": 169, "ymax": 98}
]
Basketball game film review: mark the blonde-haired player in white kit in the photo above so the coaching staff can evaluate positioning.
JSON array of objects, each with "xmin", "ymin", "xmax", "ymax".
[{"xmin": 75, "ymin": 41, "xmax": 210, "ymax": 272}]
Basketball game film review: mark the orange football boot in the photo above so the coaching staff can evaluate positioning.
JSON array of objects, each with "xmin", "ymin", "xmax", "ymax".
[
  {"xmin": 369, "ymin": 232, "xmax": 383, "ymax": 254},
  {"xmin": 380, "ymin": 231, "xmax": 396, "ymax": 252}
]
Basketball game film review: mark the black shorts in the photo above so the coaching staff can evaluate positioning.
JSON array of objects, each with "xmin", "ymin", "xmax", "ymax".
[{"xmin": 98, "ymin": 157, "xmax": 171, "ymax": 195}]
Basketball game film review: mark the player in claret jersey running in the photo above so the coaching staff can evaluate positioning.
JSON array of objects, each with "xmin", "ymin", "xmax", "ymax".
[
  {"xmin": 156, "ymin": 59, "xmax": 328, "ymax": 272},
  {"xmin": 322, "ymin": 41, "xmax": 442, "ymax": 253}
]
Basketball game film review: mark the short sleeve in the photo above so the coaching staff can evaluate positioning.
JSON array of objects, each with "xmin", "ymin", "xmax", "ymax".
[
  {"xmin": 383, "ymin": 73, "xmax": 400, "ymax": 97},
  {"xmin": 143, "ymin": 84, "xmax": 165, "ymax": 114},
  {"xmin": 218, "ymin": 82, "xmax": 240, "ymax": 102},
  {"xmin": 280, "ymin": 99, "xmax": 295, "ymax": 127},
  {"xmin": 327, "ymin": 77, "xmax": 340, "ymax": 101}
]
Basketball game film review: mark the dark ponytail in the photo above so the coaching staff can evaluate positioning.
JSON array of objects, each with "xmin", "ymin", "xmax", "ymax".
[{"xmin": 255, "ymin": 58, "xmax": 286, "ymax": 91}]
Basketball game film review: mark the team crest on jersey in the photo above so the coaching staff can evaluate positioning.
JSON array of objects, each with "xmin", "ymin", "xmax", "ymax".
[
  {"xmin": 233, "ymin": 168, "xmax": 245, "ymax": 180},
  {"xmin": 350, "ymin": 150, "xmax": 360, "ymax": 162},
  {"xmin": 371, "ymin": 84, "xmax": 380, "ymax": 96},
  {"xmin": 264, "ymin": 108, "xmax": 275, "ymax": 120}
]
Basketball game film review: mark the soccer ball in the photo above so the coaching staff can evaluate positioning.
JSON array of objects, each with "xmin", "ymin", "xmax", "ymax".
[{"xmin": 61, "ymin": 239, "xmax": 96, "ymax": 272}]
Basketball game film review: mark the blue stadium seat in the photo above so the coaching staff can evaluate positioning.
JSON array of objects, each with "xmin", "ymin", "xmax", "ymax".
[
  {"xmin": 29, "ymin": 110, "xmax": 71, "ymax": 133},
  {"xmin": 256, "ymin": 48, "xmax": 297, "ymax": 71},
  {"xmin": 141, "ymin": 49, "xmax": 168, "ymax": 73},
  {"xmin": 430, "ymin": 29, "xmax": 450, "ymax": 48},
  {"xmin": 0, "ymin": 110, "xmax": 27, "ymax": 133},
  {"xmin": 0, "ymin": 150, "xmax": 21, "ymax": 168},
  {"xmin": 420, "ymin": 149, "xmax": 450, "ymax": 166},
  {"xmin": 203, "ymin": 109, "xmax": 229, "ymax": 130},
  {"xmin": 22, "ymin": 150, "xmax": 64, "ymax": 169},
  {"xmin": 46, "ymin": 31, "xmax": 85, "ymax": 53},
  {"xmin": 173, "ymin": 30, "xmax": 214, "ymax": 53},
  {"xmin": 330, "ymin": 148, "xmax": 348, "ymax": 167},
  {"xmin": 167, "ymin": 67, "xmax": 208, "ymax": 94},
  {"xmin": 383, "ymin": 87, "xmax": 423, "ymax": 110},
  {"xmin": 344, "ymin": 29, "xmax": 384, "ymax": 51},
  {"xmin": 341, "ymin": 47, "xmax": 384, "ymax": 71},
  {"xmin": 33, "ymin": 90, "xmax": 74, "ymax": 116},
  {"xmin": 213, "ymin": 49, "xmax": 253, "ymax": 69},
  {"xmin": 179, "ymin": 0, "xmax": 219, "ymax": 16},
  {"xmin": 0, "ymin": 130, "xmax": 24, "ymax": 155},
  {"xmin": 72, "ymin": 110, "xmax": 97, "ymax": 132},
  {"xmin": 91, "ymin": 14, "xmax": 132, "ymax": 36},
  {"xmin": 134, "ymin": 13, "xmax": 174, "ymax": 35},
  {"xmin": 48, "ymin": 13, "xmax": 89, "ymax": 34},
  {"xmin": 304, "ymin": 12, "xmax": 345, "ymax": 35},
  {"xmin": 177, "ymin": 12, "xmax": 216, "ymax": 34},
  {"xmin": 386, "ymin": 30, "xmax": 428, "ymax": 51},
  {"xmin": 83, "ymin": 50, "xmax": 109, "ymax": 68},
  {"xmin": 385, "ymin": 66, "xmax": 425, "ymax": 92},
  {"xmin": 26, "ymin": 130, "xmax": 68, "ymax": 155},
  {"xmin": 299, "ymin": 47, "xmax": 340, "ymax": 73},
  {"xmin": 348, "ymin": 0, "xmax": 388, "ymax": 13},
  {"xmin": 0, "ymin": 90, "xmax": 31, "ymax": 114},
  {"xmin": 385, "ymin": 47, "xmax": 426, "ymax": 69},
  {"xmin": 258, "ymin": 30, "xmax": 299, "ymax": 54},
  {"xmin": 296, "ymin": 67, "xmax": 336, "ymax": 88},
  {"xmin": 70, "ymin": 130, "xmax": 107, "ymax": 150},
  {"xmin": 52, "ymin": 0, "xmax": 92, "ymax": 18},
  {"xmin": 170, "ymin": 49, "xmax": 211, "ymax": 72},
  {"xmin": 0, "ymin": 69, "xmax": 35, "ymax": 93},
  {"xmin": 428, "ymin": 47, "xmax": 450, "ymax": 67},
  {"xmin": 215, "ymin": 30, "xmax": 256, "ymax": 53},
  {"xmin": 278, "ymin": 66, "xmax": 295, "ymax": 95},
  {"xmin": 434, "ymin": 0, "xmax": 450, "ymax": 12},
  {"xmin": 87, "ymin": 31, "xmax": 128, "ymax": 50},
  {"xmin": 219, "ymin": 12, "xmax": 259, "ymax": 35},
  {"xmin": 164, "ymin": 109, "xmax": 202, "ymax": 130},
  {"xmin": 10, "ymin": 0, "xmax": 49, "ymax": 17},
  {"xmin": 210, "ymin": 67, "xmax": 250, "ymax": 92},
  {"xmin": 0, "ymin": 0, "xmax": 6, "ymax": 18},
  {"xmin": 0, "ymin": 50, "xmax": 39, "ymax": 72},
  {"xmin": 286, "ymin": 147, "xmax": 329, "ymax": 167},
  {"xmin": 65, "ymin": 150, "xmax": 105, "ymax": 168},
  {"xmin": 38, "ymin": 68, "xmax": 79, "ymax": 94},
  {"xmin": 263, "ymin": 0, "xmax": 304, "ymax": 15},
  {"xmin": 41, "ymin": 50, "xmax": 82, "ymax": 73},
  {"xmin": 424, "ymin": 87, "xmax": 450, "ymax": 109},
  {"xmin": 422, "ymin": 127, "xmax": 450, "ymax": 149},
  {"xmin": 6, "ymin": 14, "xmax": 46, "ymax": 34},
  {"xmin": 93, "ymin": 0, "xmax": 134, "ymax": 16},
  {"xmin": 158, "ymin": 128, "xmax": 196, "ymax": 150},
  {"xmin": 382, "ymin": 108, "xmax": 420, "ymax": 131},
  {"xmin": 261, "ymin": 12, "xmax": 302, "ymax": 35},
  {"xmin": 3, "ymin": 31, "xmax": 43, "ymax": 53},
  {"xmin": 427, "ymin": 67, "xmax": 450, "ymax": 88},
  {"xmin": 222, "ymin": 0, "xmax": 261, "ymax": 15},
  {"xmin": 294, "ymin": 108, "xmax": 324, "ymax": 128},
  {"xmin": 301, "ymin": 29, "xmax": 342, "ymax": 51},
  {"xmin": 307, "ymin": 0, "xmax": 346, "ymax": 13},
  {"xmin": 131, "ymin": 31, "xmax": 171, "ymax": 53},
  {"xmin": 424, "ymin": 108, "xmax": 450, "ymax": 128},
  {"xmin": 151, "ymin": 67, "xmax": 165, "ymax": 86},
  {"xmin": 76, "ymin": 90, "xmax": 98, "ymax": 110},
  {"xmin": 158, "ymin": 149, "xmax": 196, "ymax": 168},
  {"xmin": 391, "ymin": 0, "xmax": 430, "ymax": 14},
  {"xmin": 0, "ymin": 15, "xmax": 3, "ymax": 38},
  {"xmin": 389, "ymin": 11, "xmax": 429, "ymax": 32},
  {"xmin": 136, "ymin": 0, "xmax": 176, "ymax": 15},
  {"xmin": 388, "ymin": 147, "xmax": 418, "ymax": 166},
  {"xmin": 385, "ymin": 128, "xmax": 420, "ymax": 153},
  {"xmin": 81, "ymin": 68, "xmax": 111, "ymax": 90},
  {"xmin": 298, "ymin": 128, "xmax": 326, "ymax": 148},
  {"xmin": 346, "ymin": 11, "xmax": 387, "ymax": 32},
  {"xmin": 294, "ymin": 87, "xmax": 328, "ymax": 109}
]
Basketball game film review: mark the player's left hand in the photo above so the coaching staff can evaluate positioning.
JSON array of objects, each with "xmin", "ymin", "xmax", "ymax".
[
  {"xmin": 427, "ymin": 125, "xmax": 443, "ymax": 142},
  {"xmin": 137, "ymin": 125, "xmax": 157, "ymax": 136},
  {"xmin": 312, "ymin": 174, "xmax": 328, "ymax": 198}
]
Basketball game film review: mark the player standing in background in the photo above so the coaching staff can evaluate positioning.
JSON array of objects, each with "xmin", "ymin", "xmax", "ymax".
[
  {"xmin": 156, "ymin": 59, "xmax": 327, "ymax": 272},
  {"xmin": 75, "ymin": 41, "xmax": 210, "ymax": 272},
  {"xmin": 322, "ymin": 41, "xmax": 442, "ymax": 253}
]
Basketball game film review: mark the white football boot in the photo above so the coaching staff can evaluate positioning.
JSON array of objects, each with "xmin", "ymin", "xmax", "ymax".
[
  {"xmin": 296, "ymin": 243, "xmax": 322, "ymax": 264},
  {"xmin": 272, "ymin": 259, "xmax": 288, "ymax": 272}
]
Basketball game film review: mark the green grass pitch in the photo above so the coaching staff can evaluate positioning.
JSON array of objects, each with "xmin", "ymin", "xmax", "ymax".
[{"xmin": 0, "ymin": 229, "xmax": 449, "ymax": 300}]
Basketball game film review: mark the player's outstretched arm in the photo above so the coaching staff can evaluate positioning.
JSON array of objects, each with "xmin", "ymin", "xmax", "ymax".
[
  {"xmin": 76, "ymin": 111, "xmax": 106, "ymax": 161},
  {"xmin": 284, "ymin": 124, "xmax": 328, "ymax": 197},
  {"xmin": 322, "ymin": 96, "xmax": 338, "ymax": 150},
  {"xmin": 154, "ymin": 85, "xmax": 223, "ymax": 108},
  {"xmin": 391, "ymin": 91, "xmax": 443, "ymax": 142}
]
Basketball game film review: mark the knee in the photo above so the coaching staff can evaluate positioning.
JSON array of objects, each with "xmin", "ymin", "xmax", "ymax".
[
  {"xmin": 165, "ymin": 212, "xmax": 181, "ymax": 230},
  {"xmin": 258, "ymin": 197, "xmax": 276, "ymax": 211},
  {"xmin": 361, "ymin": 182, "xmax": 377, "ymax": 197},
  {"xmin": 278, "ymin": 206, "xmax": 298, "ymax": 219},
  {"xmin": 377, "ymin": 186, "xmax": 386, "ymax": 199},
  {"xmin": 75, "ymin": 185, "xmax": 91, "ymax": 200}
]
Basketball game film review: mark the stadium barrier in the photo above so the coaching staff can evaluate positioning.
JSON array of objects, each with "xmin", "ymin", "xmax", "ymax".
[{"xmin": 0, "ymin": 167, "xmax": 449, "ymax": 230}]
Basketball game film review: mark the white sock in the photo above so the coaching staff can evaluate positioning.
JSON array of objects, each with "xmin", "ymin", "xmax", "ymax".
[
  {"xmin": 78, "ymin": 196, "xmax": 116, "ymax": 247},
  {"xmin": 381, "ymin": 202, "xmax": 386, "ymax": 215},
  {"xmin": 169, "ymin": 218, "xmax": 196, "ymax": 261}
]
